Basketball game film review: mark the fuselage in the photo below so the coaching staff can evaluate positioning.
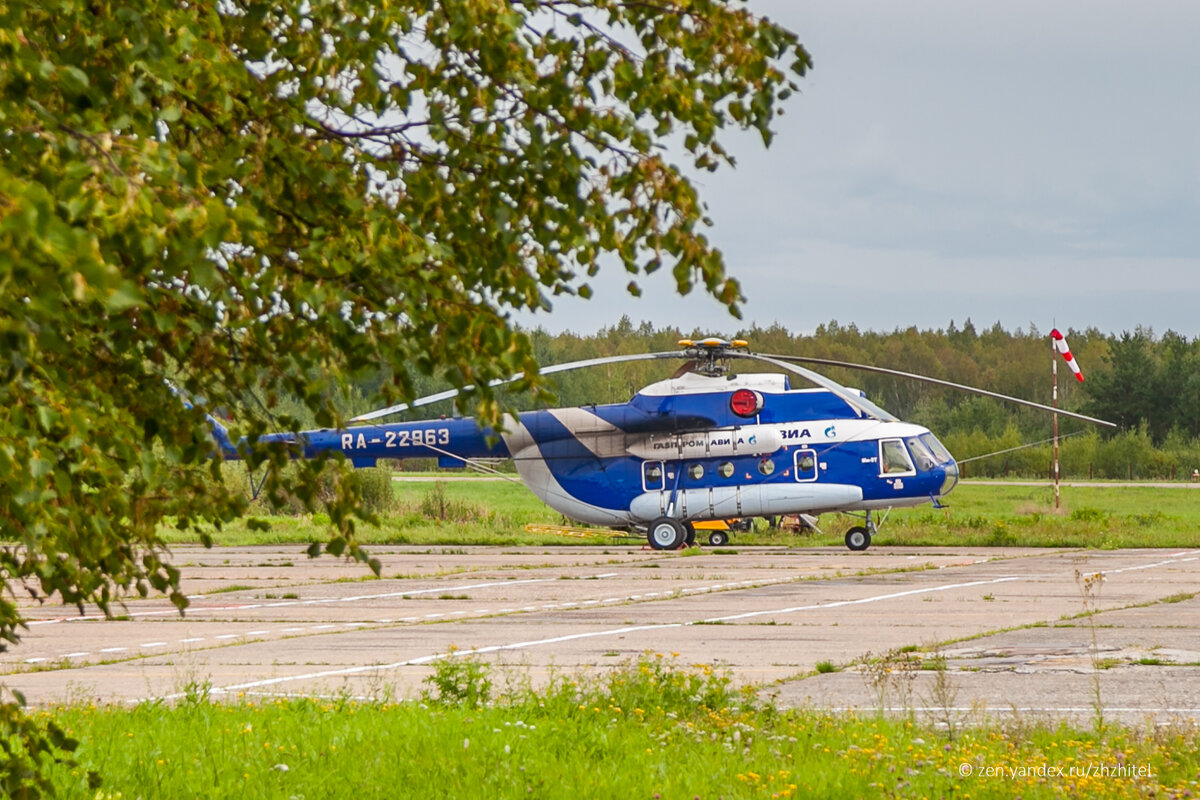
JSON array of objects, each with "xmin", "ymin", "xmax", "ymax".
[{"xmin": 230, "ymin": 372, "xmax": 959, "ymax": 527}]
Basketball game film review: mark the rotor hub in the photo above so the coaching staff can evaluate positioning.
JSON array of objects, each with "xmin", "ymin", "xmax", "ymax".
[{"xmin": 677, "ymin": 337, "xmax": 749, "ymax": 376}]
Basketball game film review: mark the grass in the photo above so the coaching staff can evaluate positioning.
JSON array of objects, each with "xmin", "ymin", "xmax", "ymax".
[
  {"xmin": 166, "ymin": 479, "xmax": 1200, "ymax": 550},
  {"xmin": 38, "ymin": 655, "xmax": 1200, "ymax": 799}
]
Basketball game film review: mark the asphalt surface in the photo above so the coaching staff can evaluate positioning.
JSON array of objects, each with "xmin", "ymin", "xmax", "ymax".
[{"xmin": 5, "ymin": 544, "xmax": 1200, "ymax": 726}]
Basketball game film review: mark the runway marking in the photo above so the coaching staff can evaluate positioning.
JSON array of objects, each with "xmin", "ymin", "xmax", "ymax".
[
  {"xmin": 27, "ymin": 550, "xmax": 1200, "ymax": 676},
  {"xmin": 23, "ymin": 575, "xmax": 589, "ymax": 627},
  {"xmin": 188, "ymin": 575, "xmax": 1025, "ymax": 698},
  {"xmin": 700, "ymin": 577, "xmax": 1021, "ymax": 624}
]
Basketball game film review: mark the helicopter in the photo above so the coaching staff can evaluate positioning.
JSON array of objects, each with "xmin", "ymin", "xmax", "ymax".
[{"xmin": 210, "ymin": 338, "xmax": 1114, "ymax": 551}]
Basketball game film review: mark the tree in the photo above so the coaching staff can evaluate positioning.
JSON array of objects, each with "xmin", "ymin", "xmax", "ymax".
[
  {"xmin": 0, "ymin": 0, "xmax": 810, "ymax": 790},
  {"xmin": 1083, "ymin": 331, "xmax": 1160, "ymax": 438}
]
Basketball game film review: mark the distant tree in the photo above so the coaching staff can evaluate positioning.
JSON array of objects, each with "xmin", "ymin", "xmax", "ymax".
[
  {"xmin": 1083, "ymin": 331, "xmax": 1161, "ymax": 437},
  {"xmin": 0, "ymin": 0, "xmax": 809, "ymax": 789}
]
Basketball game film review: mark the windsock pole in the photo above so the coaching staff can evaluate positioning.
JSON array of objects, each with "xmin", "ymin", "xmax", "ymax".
[{"xmin": 1052, "ymin": 339, "xmax": 1060, "ymax": 509}]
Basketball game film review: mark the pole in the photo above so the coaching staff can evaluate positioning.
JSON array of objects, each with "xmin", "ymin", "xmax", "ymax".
[{"xmin": 1052, "ymin": 337, "xmax": 1060, "ymax": 509}]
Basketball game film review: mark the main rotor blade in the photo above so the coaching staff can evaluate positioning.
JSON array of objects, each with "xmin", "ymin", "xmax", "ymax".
[
  {"xmin": 759, "ymin": 353, "xmax": 1117, "ymax": 428},
  {"xmin": 350, "ymin": 351, "xmax": 686, "ymax": 422},
  {"xmin": 730, "ymin": 352, "xmax": 899, "ymax": 422}
]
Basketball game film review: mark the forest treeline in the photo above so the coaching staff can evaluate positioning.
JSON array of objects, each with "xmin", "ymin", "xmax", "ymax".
[{"xmin": 339, "ymin": 317, "xmax": 1200, "ymax": 480}]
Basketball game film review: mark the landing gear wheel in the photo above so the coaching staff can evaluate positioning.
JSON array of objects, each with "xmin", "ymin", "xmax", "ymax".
[
  {"xmin": 683, "ymin": 522, "xmax": 696, "ymax": 547},
  {"xmin": 648, "ymin": 517, "xmax": 686, "ymax": 551},
  {"xmin": 845, "ymin": 526, "xmax": 871, "ymax": 552},
  {"xmin": 707, "ymin": 530, "xmax": 730, "ymax": 547}
]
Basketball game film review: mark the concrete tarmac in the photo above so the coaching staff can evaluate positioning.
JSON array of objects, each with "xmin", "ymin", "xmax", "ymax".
[{"xmin": 5, "ymin": 545, "xmax": 1200, "ymax": 726}]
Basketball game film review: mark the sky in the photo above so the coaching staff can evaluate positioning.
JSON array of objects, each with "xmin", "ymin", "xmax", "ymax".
[{"xmin": 515, "ymin": 0, "xmax": 1200, "ymax": 339}]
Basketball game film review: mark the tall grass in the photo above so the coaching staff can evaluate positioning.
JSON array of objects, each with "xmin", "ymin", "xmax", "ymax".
[{"xmin": 41, "ymin": 655, "xmax": 1200, "ymax": 799}]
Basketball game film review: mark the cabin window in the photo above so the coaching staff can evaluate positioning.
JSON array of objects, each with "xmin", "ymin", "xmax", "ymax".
[
  {"xmin": 757, "ymin": 457, "xmax": 775, "ymax": 476},
  {"xmin": 688, "ymin": 463, "xmax": 704, "ymax": 480},
  {"xmin": 718, "ymin": 461, "xmax": 735, "ymax": 479},
  {"xmin": 793, "ymin": 448, "xmax": 818, "ymax": 482},
  {"xmin": 642, "ymin": 461, "xmax": 665, "ymax": 491},
  {"xmin": 879, "ymin": 439, "xmax": 915, "ymax": 476}
]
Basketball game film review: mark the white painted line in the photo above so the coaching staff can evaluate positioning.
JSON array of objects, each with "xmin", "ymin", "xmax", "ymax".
[
  {"xmin": 245, "ymin": 630, "xmax": 269, "ymax": 636},
  {"xmin": 140, "ymin": 642, "xmax": 167, "ymax": 648},
  {"xmin": 214, "ymin": 634, "xmax": 240, "ymax": 640},
  {"xmin": 700, "ymin": 577, "xmax": 1022, "ymax": 624},
  {"xmin": 312, "ymin": 625, "xmax": 336, "ymax": 630},
  {"xmin": 100, "ymin": 647, "xmax": 128, "ymax": 653},
  {"xmin": 25, "ymin": 576, "xmax": 569, "ymax": 626},
  {"xmin": 183, "ymin": 575, "xmax": 1024, "ymax": 699},
  {"xmin": 25, "ymin": 658, "xmax": 46, "ymax": 664},
  {"xmin": 179, "ymin": 638, "xmax": 205, "ymax": 643},
  {"xmin": 64, "ymin": 652, "xmax": 89, "ymax": 658}
]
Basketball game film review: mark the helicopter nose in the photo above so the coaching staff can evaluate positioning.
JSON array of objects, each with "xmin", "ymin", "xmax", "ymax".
[{"xmin": 939, "ymin": 461, "xmax": 960, "ymax": 496}]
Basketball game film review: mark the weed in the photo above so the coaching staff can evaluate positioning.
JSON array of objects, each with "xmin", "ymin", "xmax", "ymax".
[
  {"xmin": 919, "ymin": 643, "xmax": 960, "ymax": 741},
  {"xmin": 860, "ymin": 648, "xmax": 921, "ymax": 717},
  {"xmin": 1075, "ymin": 568, "xmax": 1107, "ymax": 736},
  {"xmin": 422, "ymin": 651, "xmax": 493, "ymax": 709}
]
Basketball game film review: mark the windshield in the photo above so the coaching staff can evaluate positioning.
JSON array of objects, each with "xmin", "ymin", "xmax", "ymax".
[
  {"xmin": 905, "ymin": 436, "xmax": 937, "ymax": 471},
  {"xmin": 919, "ymin": 433, "xmax": 955, "ymax": 465}
]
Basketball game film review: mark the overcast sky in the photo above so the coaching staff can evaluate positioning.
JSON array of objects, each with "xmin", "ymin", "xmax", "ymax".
[{"xmin": 515, "ymin": 0, "xmax": 1200, "ymax": 339}]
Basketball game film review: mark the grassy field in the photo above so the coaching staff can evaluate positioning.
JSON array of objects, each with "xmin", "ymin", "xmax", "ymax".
[
  {"xmin": 167, "ymin": 477, "xmax": 1200, "ymax": 550},
  {"xmin": 39, "ymin": 655, "xmax": 1200, "ymax": 799}
]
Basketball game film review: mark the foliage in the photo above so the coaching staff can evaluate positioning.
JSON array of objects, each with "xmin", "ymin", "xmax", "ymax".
[
  {"xmin": 0, "ymin": 692, "xmax": 96, "ymax": 800},
  {"xmin": 1, "ymin": 0, "xmax": 809, "ymax": 781},
  {"xmin": 422, "ymin": 652, "xmax": 494, "ymax": 709}
]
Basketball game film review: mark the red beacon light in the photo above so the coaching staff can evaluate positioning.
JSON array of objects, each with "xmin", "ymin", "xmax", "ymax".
[{"xmin": 730, "ymin": 388, "xmax": 763, "ymax": 417}]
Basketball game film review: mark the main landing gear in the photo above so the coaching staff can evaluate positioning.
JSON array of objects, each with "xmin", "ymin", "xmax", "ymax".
[
  {"xmin": 647, "ymin": 517, "xmax": 696, "ymax": 550},
  {"xmin": 844, "ymin": 509, "xmax": 884, "ymax": 552}
]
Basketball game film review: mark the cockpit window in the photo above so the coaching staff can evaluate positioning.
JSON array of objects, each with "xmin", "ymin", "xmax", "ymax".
[
  {"xmin": 879, "ymin": 439, "xmax": 915, "ymax": 475},
  {"xmin": 905, "ymin": 437, "xmax": 937, "ymax": 471},
  {"xmin": 919, "ymin": 433, "xmax": 954, "ymax": 464}
]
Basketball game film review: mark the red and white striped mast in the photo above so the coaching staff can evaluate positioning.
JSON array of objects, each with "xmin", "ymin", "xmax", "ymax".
[{"xmin": 1050, "ymin": 328, "xmax": 1084, "ymax": 509}]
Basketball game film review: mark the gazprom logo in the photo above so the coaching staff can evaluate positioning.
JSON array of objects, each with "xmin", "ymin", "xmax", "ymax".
[
  {"xmin": 824, "ymin": 425, "xmax": 837, "ymax": 439},
  {"xmin": 748, "ymin": 435, "xmax": 758, "ymax": 445}
]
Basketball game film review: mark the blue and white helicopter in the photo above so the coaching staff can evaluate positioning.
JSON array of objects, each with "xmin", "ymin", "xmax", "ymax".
[{"xmin": 213, "ymin": 338, "xmax": 1113, "ymax": 551}]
